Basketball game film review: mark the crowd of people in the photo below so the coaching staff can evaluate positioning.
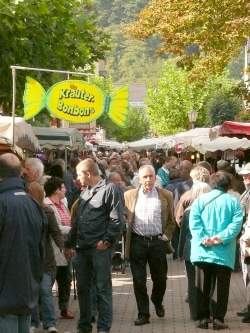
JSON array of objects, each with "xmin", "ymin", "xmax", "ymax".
[{"xmin": 1, "ymin": 149, "xmax": 250, "ymax": 333}]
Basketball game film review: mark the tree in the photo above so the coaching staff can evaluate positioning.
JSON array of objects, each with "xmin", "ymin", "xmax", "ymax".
[
  {"xmin": 104, "ymin": 25, "xmax": 166, "ymax": 85},
  {"xmin": 90, "ymin": 76, "xmax": 150, "ymax": 142},
  {"xmin": 125, "ymin": 0, "xmax": 250, "ymax": 82},
  {"xmin": 145, "ymin": 58, "xmax": 240, "ymax": 135},
  {"xmin": 0, "ymin": 0, "xmax": 110, "ymax": 115},
  {"xmin": 206, "ymin": 92, "xmax": 243, "ymax": 126},
  {"xmin": 92, "ymin": 0, "xmax": 150, "ymax": 28},
  {"xmin": 104, "ymin": 106, "xmax": 150, "ymax": 142}
]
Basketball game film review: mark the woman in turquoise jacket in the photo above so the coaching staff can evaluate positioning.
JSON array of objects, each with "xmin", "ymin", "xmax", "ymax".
[{"xmin": 189, "ymin": 171, "xmax": 243, "ymax": 330}]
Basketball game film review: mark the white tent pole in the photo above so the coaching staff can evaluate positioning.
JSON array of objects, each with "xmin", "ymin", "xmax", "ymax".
[
  {"xmin": 11, "ymin": 67, "xmax": 16, "ymax": 146},
  {"xmin": 10, "ymin": 65, "xmax": 94, "ymax": 77}
]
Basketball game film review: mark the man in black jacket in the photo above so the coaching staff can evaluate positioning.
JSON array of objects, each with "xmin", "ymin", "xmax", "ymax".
[
  {"xmin": 0, "ymin": 153, "xmax": 47, "ymax": 333},
  {"xmin": 64, "ymin": 158, "xmax": 123, "ymax": 333}
]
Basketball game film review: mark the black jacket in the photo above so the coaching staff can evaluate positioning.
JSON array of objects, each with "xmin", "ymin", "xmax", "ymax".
[
  {"xmin": 63, "ymin": 168, "xmax": 81, "ymax": 210},
  {"xmin": 0, "ymin": 177, "xmax": 47, "ymax": 315},
  {"xmin": 65, "ymin": 179, "xmax": 123, "ymax": 249},
  {"xmin": 178, "ymin": 207, "xmax": 191, "ymax": 260}
]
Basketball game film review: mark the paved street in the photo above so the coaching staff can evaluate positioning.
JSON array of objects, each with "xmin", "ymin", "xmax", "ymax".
[{"xmin": 36, "ymin": 257, "xmax": 250, "ymax": 333}]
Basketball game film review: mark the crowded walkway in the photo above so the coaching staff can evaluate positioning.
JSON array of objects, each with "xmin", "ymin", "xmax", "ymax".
[{"xmin": 35, "ymin": 257, "xmax": 249, "ymax": 333}]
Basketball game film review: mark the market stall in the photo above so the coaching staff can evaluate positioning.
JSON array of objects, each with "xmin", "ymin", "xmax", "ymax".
[
  {"xmin": 209, "ymin": 121, "xmax": 250, "ymax": 140},
  {"xmin": 183, "ymin": 136, "xmax": 250, "ymax": 154},
  {"xmin": 0, "ymin": 116, "xmax": 41, "ymax": 157},
  {"xmin": 128, "ymin": 136, "xmax": 174, "ymax": 151},
  {"xmin": 32, "ymin": 127, "xmax": 85, "ymax": 151}
]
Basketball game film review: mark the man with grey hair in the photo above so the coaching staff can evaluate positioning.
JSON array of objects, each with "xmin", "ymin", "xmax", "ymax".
[
  {"xmin": 132, "ymin": 158, "xmax": 163, "ymax": 188},
  {"xmin": 25, "ymin": 157, "xmax": 46, "ymax": 187},
  {"xmin": 125, "ymin": 165, "xmax": 175, "ymax": 325}
]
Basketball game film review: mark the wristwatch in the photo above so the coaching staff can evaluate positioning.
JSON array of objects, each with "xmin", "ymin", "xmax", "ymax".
[{"xmin": 103, "ymin": 240, "xmax": 111, "ymax": 247}]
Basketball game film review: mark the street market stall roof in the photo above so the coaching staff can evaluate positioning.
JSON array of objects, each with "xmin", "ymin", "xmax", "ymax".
[
  {"xmin": 32, "ymin": 127, "xmax": 85, "ymax": 151},
  {"xmin": 128, "ymin": 136, "xmax": 174, "ymax": 150},
  {"xmin": 98, "ymin": 140, "xmax": 124, "ymax": 150},
  {"xmin": 174, "ymin": 128, "xmax": 211, "ymax": 151},
  {"xmin": 183, "ymin": 136, "xmax": 250, "ymax": 154},
  {"xmin": 0, "ymin": 116, "xmax": 41, "ymax": 152},
  {"xmin": 209, "ymin": 121, "xmax": 250, "ymax": 140}
]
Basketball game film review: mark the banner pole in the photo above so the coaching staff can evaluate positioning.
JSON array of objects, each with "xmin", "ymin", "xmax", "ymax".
[{"xmin": 11, "ymin": 67, "xmax": 16, "ymax": 147}]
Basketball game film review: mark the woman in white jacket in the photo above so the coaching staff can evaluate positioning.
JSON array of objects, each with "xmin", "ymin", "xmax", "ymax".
[{"xmin": 44, "ymin": 177, "xmax": 75, "ymax": 320}]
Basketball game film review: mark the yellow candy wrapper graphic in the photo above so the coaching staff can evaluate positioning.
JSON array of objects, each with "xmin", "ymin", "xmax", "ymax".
[{"xmin": 23, "ymin": 77, "xmax": 129, "ymax": 127}]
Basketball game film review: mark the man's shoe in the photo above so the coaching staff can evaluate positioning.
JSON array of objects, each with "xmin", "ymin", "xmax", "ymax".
[
  {"xmin": 213, "ymin": 319, "xmax": 228, "ymax": 330},
  {"xmin": 47, "ymin": 327, "xmax": 58, "ymax": 333},
  {"xmin": 154, "ymin": 303, "xmax": 165, "ymax": 318},
  {"xmin": 134, "ymin": 317, "xmax": 150, "ymax": 326},
  {"xmin": 197, "ymin": 319, "xmax": 208, "ymax": 329},
  {"xmin": 237, "ymin": 308, "xmax": 248, "ymax": 317},
  {"xmin": 29, "ymin": 327, "xmax": 38, "ymax": 333},
  {"xmin": 60, "ymin": 309, "xmax": 75, "ymax": 319},
  {"xmin": 242, "ymin": 315, "xmax": 250, "ymax": 323}
]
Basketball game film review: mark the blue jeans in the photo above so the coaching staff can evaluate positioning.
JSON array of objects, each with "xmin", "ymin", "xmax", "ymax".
[
  {"xmin": 31, "ymin": 273, "xmax": 56, "ymax": 329},
  {"xmin": 0, "ymin": 314, "xmax": 30, "ymax": 333},
  {"xmin": 74, "ymin": 247, "xmax": 113, "ymax": 332}
]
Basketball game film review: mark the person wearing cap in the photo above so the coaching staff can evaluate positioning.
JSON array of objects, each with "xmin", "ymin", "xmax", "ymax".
[
  {"xmin": 217, "ymin": 160, "xmax": 229, "ymax": 171},
  {"xmin": 236, "ymin": 162, "xmax": 250, "ymax": 322}
]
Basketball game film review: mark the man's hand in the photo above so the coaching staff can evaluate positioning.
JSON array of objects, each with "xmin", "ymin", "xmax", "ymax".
[
  {"xmin": 96, "ymin": 240, "xmax": 108, "ymax": 251},
  {"xmin": 63, "ymin": 248, "xmax": 74, "ymax": 259}
]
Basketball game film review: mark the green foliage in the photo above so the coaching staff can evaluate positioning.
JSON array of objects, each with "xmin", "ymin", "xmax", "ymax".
[
  {"xmin": 91, "ymin": 1, "xmax": 166, "ymax": 85},
  {"xmin": 105, "ymin": 25, "xmax": 166, "ymax": 85},
  {"xmin": 104, "ymin": 106, "xmax": 150, "ymax": 142},
  {"xmin": 235, "ymin": 110, "xmax": 250, "ymax": 123},
  {"xmin": 91, "ymin": 0, "xmax": 243, "ymax": 88},
  {"xmin": 206, "ymin": 92, "xmax": 243, "ymax": 126},
  {"xmin": 0, "ymin": 0, "xmax": 110, "ymax": 115},
  {"xmin": 126, "ymin": 0, "xmax": 249, "ymax": 82},
  {"xmin": 145, "ymin": 58, "xmax": 241, "ymax": 135},
  {"xmin": 92, "ymin": 0, "xmax": 150, "ymax": 27}
]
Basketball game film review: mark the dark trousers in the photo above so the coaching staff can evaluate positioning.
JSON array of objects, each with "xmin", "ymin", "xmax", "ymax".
[
  {"xmin": 171, "ymin": 224, "xmax": 180, "ymax": 259},
  {"xmin": 56, "ymin": 261, "xmax": 73, "ymax": 311},
  {"xmin": 185, "ymin": 260, "xmax": 203, "ymax": 320},
  {"xmin": 130, "ymin": 237, "xmax": 168, "ymax": 318},
  {"xmin": 199, "ymin": 262, "xmax": 231, "ymax": 321}
]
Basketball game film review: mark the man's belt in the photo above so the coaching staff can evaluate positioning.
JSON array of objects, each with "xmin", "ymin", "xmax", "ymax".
[{"xmin": 131, "ymin": 232, "xmax": 161, "ymax": 241}]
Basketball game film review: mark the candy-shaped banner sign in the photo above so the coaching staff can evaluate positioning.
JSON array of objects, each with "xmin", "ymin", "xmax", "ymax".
[{"xmin": 23, "ymin": 77, "xmax": 129, "ymax": 127}]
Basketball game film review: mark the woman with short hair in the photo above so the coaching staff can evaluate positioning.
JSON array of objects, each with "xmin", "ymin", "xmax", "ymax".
[{"xmin": 44, "ymin": 177, "xmax": 75, "ymax": 321}]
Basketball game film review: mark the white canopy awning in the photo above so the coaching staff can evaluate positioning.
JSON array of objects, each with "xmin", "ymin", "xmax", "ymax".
[
  {"xmin": 184, "ymin": 136, "xmax": 250, "ymax": 153},
  {"xmin": 32, "ymin": 127, "xmax": 85, "ymax": 150},
  {"xmin": 128, "ymin": 136, "xmax": 174, "ymax": 150},
  {"xmin": 98, "ymin": 141, "xmax": 124, "ymax": 150},
  {"xmin": 0, "ymin": 116, "xmax": 41, "ymax": 152}
]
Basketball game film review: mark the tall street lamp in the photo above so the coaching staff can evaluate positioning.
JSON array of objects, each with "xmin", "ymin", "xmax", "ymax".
[{"xmin": 187, "ymin": 110, "xmax": 199, "ymax": 129}]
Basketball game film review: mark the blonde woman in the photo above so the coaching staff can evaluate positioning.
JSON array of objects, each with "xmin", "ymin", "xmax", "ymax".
[{"xmin": 178, "ymin": 182, "xmax": 211, "ymax": 321}]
